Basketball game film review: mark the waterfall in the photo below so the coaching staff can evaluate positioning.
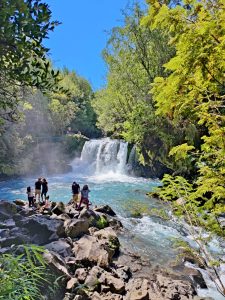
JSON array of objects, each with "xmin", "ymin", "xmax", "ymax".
[{"xmin": 80, "ymin": 138, "xmax": 128, "ymax": 175}]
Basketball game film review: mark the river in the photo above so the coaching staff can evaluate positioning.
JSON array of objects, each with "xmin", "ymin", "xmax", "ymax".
[{"xmin": 0, "ymin": 138, "xmax": 224, "ymax": 299}]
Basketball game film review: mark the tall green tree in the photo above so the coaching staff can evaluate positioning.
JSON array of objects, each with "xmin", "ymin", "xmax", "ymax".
[
  {"xmin": 93, "ymin": 4, "xmax": 179, "ymax": 174},
  {"xmin": 143, "ymin": 0, "xmax": 225, "ymax": 212},
  {"xmin": 0, "ymin": 0, "xmax": 60, "ymax": 125}
]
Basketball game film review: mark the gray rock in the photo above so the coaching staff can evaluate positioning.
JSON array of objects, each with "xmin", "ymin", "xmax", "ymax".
[
  {"xmin": 84, "ymin": 266, "xmax": 104, "ymax": 291},
  {"xmin": 183, "ymin": 266, "xmax": 207, "ymax": 289},
  {"xmin": 0, "ymin": 201, "xmax": 17, "ymax": 220},
  {"xmin": 13, "ymin": 199, "xmax": 26, "ymax": 206},
  {"xmin": 99, "ymin": 271, "xmax": 125, "ymax": 294},
  {"xmin": 73, "ymin": 235, "xmax": 113, "ymax": 268},
  {"xmin": 18, "ymin": 214, "xmax": 65, "ymax": 244},
  {"xmin": 43, "ymin": 250, "xmax": 71, "ymax": 278},
  {"xmin": 94, "ymin": 205, "xmax": 116, "ymax": 217},
  {"xmin": 44, "ymin": 239, "xmax": 72, "ymax": 258},
  {"xmin": 93, "ymin": 227, "xmax": 120, "ymax": 253},
  {"xmin": 64, "ymin": 218, "xmax": 89, "ymax": 238}
]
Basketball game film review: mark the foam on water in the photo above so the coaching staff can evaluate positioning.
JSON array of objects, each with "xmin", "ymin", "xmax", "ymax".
[{"xmin": 0, "ymin": 138, "xmax": 224, "ymax": 299}]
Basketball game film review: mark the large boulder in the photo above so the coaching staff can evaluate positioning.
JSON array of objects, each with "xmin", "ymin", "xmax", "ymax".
[
  {"xmin": 64, "ymin": 218, "xmax": 89, "ymax": 238},
  {"xmin": 93, "ymin": 227, "xmax": 120, "ymax": 253},
  {"xmin": 73, "ymin": 235, "xmax": 113, "ymax": 268},
  {"xmin": 155, "ymin": 274, "xmax": 196, "ymax": 300},
  {"xmin": 18, "ymin": 214, "xmax": 65, "ymax": 244},
  {"xmin": 0, "ymin": 201, "xmax": 17, "ymax": 220},
  {"xmin": 94, "ymin": 205, "xmax": 116, "ymax": 217}
]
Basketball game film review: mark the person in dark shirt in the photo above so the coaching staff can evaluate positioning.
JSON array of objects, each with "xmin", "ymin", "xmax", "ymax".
[
  {"xmin": 35, "ymin": 178, "xmax": 42, "ymax": 203},
  {"xmin": 72, "ymin": 181, "xmax": 80, "ymax": 207},
  {"xmin": 41, "ymin": 178, "xmax": 48, "ymax": 203}
]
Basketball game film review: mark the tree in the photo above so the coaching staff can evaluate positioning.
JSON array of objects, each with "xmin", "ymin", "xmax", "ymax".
[
  {"xmin": 143, "ymin": 0, "xmax": 225, "ymax": 211},
  {"xmin": 93, "ymin": 3, "xmax": 179, "ymax": 175},
  {"xmin": 0, "ymin": 0, "xmax": 60, "ymax": 125}
]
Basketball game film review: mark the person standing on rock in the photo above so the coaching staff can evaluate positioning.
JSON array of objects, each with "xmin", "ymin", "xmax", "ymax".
[
  {"xmin": 26, "ymin": 186, "xmax": 35, "ymax": 207},
  {"xmin": 41, "ymin": 178, "xmax": 48, "ymax": 203},
  {"xmin": 78, "ymin": 184, "xmax": 91, "ymax": 210},
  {"xmin": 72, "ymin": 181, "xmax": 80, "ymax": 207},
  {"xmin": 35, "ymin": 178, "xmax": 42, "ymax": 204}
]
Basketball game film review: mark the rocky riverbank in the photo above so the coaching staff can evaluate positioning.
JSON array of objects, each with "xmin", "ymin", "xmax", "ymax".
[{"xmin": 0, "ymin": 200, "xmax": 212, "ymax": 300}]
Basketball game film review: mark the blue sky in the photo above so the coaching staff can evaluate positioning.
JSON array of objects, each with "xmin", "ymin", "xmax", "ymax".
[{"xmin": 45, "ymin": 0, "xmax": 145, "ymax": 90}]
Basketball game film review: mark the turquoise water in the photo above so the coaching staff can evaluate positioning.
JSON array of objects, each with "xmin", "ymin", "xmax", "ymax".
[
  {"xmin": 1, "ymin": 169, "xmax": 224, "ymax": 299},
  {"xmin": 0, "ymin": 169, "xmax": 182, "ymax": 263}
]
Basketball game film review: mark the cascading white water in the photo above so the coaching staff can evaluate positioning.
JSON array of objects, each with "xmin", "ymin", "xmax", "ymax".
[{"xmin": 80, "ymin": 138, "xmax": 128, "ymax": 175}]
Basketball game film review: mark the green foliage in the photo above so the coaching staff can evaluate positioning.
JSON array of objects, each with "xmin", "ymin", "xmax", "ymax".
[
  {"xmin": 95, "ymin": 215, "xmax": 109, "ymax": 229},
  {"xmin": 0, "ymin": 68, "xmax": 99, "ymax": 177},
  {"xmin": 0, "ymin": 0, "xmax": 60, "ymax": 124},
  {"xmin": 92, "ymin": 3, "xmax": 196, "ymax": 175},
  {"xmin": 0, "ymin": 245, "xmax": 57, "ymax": 300},
  {"xmin": 143, "ymin": 0, "xmax": 225, "ymax": 232},
  {"xmin": 63, "ymin": 134, "xmax": 89, "ymax": 158}
]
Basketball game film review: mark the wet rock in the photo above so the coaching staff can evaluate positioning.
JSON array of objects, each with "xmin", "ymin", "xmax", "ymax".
[
  {"xmin": 114, "ymin": 265, "xmax": 131, "ymax": 282},
  {"xmin": 183, "ymin": 267, "xmax": 207, "ymax": 289},
  {"xmin": 0, "ymin": 218, "xmax": 15, "ymax": 229},
  {"xmin": 94, "ymin": 205, "xmax": 116, "ymax": 217},
  {"xmin": 44, "ymin": 239, "xmax": 72, "ymax": 258},
  {"xmin": 79, "ymin": 208, "xmax": 100, "ymax": 225},
  {"xmin": 64, "ymin": 218, "xmax": 89, "ymax": 238},
  {"xmin": 107, "ymin": 217, "xmax": 123, "ymax": 231}
]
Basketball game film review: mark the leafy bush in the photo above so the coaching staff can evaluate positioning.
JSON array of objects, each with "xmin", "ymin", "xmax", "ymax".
[
  {"xmin": 0, "ymin": 245, "xmax": 57, "ymax": 300},
  {"xmin": 95, "ymin": 215, "xmax": 108, "ymax": 229}
]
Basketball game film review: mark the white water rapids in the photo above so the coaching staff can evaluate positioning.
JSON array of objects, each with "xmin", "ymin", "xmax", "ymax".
[{"xmin": 0, "ymin": 138, "xmax": 224, "ymax": 299}]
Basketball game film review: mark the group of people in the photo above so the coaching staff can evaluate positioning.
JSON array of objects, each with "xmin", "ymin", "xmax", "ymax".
[
  {"xmin": 26, "ymin": 178, "xmax": 91, "ymax": 210},
  {"xmin": 26, "ymin": 177, "xmax": 48, "ymax": 207},
  {"xmin": 72, "ymin": 182, "xmax": 91, "ymax": 209}
]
